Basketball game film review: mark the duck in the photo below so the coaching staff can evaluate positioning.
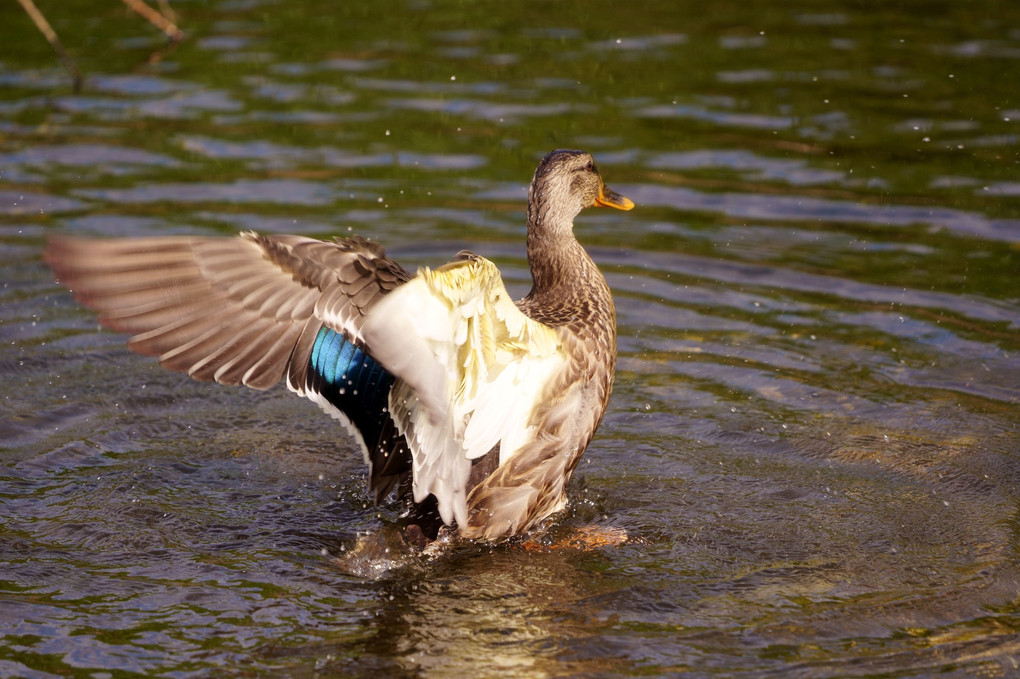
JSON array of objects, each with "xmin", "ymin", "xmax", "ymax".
[{"xmin": 43, "ymin": 149, "xmax": 634, "ymax": 543}]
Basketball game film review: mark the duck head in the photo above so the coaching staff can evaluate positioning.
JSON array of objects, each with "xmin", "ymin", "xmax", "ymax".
[{"xmin": 526, "ymin": 149, "xmax": 634, "ymax": 236}]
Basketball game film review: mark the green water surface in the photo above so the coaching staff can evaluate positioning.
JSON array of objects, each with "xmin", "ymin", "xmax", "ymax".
[{"xmin": 1, "ymin": 0, "xmax": 1018, "ymax": 676}]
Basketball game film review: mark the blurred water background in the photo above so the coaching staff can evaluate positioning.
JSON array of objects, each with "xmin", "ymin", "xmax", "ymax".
[{"xmin": 1, "ymin": 0, "xmax": 1018, "ymax": 676}]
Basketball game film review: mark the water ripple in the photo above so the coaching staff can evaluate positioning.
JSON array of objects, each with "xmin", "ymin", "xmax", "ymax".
[
  {"xmin": 624, "ymin": 183, "xmax": 1020, "ymax": 243},
  {"xmin": 1, "ymin": 1, "xmax": 1018, "ymax": 676}
]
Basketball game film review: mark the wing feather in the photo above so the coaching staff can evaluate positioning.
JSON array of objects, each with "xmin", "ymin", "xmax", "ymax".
[
  {"xmin": 45, "ymin": 232, "xmax": 412, "ymax": 392},
  {"xmin": 46, "ymin": 231, "xmax": 418, "ymax": 509},
  {"xmin": 361, "ymin": 255, "xmax": 565, "ymax": 527}
]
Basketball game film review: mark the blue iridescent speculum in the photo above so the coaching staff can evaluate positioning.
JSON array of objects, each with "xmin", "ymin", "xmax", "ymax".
[{"xmin": 309, "ymin": 327, "xmax": 395, "ymax": 447}]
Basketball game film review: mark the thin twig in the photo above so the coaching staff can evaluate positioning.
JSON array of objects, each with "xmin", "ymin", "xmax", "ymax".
[
  {"xmin": 16, "ymin": 0, "xmax": 83, "ymax": 92},
  {"xmin": 120, "ymin": 0, "xmax": 183, "ymax": 44}
]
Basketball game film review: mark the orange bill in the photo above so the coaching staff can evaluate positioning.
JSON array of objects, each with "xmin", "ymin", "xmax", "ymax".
[{"xmin": 595, "ymin": 184, "xmax": 635, "ymax": 210}]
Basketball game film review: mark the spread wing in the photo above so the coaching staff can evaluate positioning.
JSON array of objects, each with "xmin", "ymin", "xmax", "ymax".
[
  {"xmin": 43, "ymin": 232, "xmax": 415, "ymax": 497},
  {"xmin": 44, "ymin": 232, "xmax": 409, "ymax": 388},
  {"xmin": 360, "ymin": 255, "xmax": 566, "ymax": 528}
]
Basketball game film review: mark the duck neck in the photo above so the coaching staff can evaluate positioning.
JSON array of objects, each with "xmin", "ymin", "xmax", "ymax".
[
  {"xmin": 529, "ymin": 231, "xmax": 590, "ymax": 295},
  {"xmin": 525, "ymin": 200, "xmax": 587, "ymax": 297}
]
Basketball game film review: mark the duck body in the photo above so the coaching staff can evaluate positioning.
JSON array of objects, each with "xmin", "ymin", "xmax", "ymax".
[{"xmin": 44, "ymin": 149, "xmax": 633, "ymax": 542}]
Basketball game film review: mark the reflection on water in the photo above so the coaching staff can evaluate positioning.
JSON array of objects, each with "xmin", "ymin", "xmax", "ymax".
[{"xmin": 1, "ymin": 0, "xmax": 1018, "ymax": 676}]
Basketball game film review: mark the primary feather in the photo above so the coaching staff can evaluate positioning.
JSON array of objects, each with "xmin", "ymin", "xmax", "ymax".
[{"xmin": 44, "ymin": 149, "xmax": 633, "ymax": 541}]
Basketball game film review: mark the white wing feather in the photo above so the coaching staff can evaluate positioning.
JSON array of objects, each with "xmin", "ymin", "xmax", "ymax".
[{"xmin": 360, "ymin": 257, "xmax": 564, "ymax": 527}]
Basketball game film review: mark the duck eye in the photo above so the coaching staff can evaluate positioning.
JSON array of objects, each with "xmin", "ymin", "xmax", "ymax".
[{"xmin": 585, "ymin": 160, "xmax": 594, "ymax": 172}]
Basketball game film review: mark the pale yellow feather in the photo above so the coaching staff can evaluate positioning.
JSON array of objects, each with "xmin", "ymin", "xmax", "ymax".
[{"xmin": 360, "ymin": 256, "xmax": 565, "ymax": 527}]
